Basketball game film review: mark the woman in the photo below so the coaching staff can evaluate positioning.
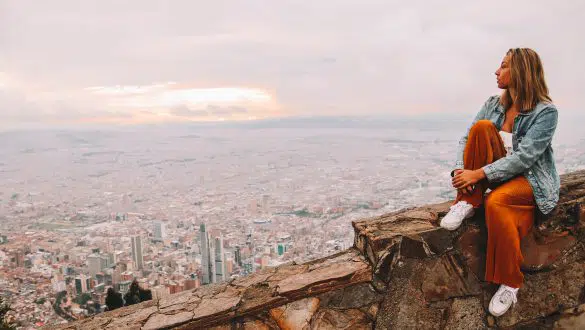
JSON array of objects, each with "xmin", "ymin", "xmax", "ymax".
[{"xmin": 439, "ymin": 48, "xmax": 559, "ymax": 317}]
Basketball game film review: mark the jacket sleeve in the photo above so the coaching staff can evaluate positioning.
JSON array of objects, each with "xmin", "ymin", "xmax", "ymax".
[
  {"xmin": 454, "ymin": 96, "xmax": 494, "ymax": 170},
  {"xmin": 482, "ymin": 106, "xmax": 558, "ymax": 183}
]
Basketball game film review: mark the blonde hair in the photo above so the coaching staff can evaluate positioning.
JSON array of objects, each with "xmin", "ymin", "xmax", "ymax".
[{"xmin": 501, "ymin": 48, "xmax": 552, "ymax": 111}]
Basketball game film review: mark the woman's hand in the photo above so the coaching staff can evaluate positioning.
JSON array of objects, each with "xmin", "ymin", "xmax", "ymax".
[
  {"xmin": 458, "ymin": 186, "xmax": 474, "ymax": 195},
  {"xmin": 452, "ymin": 169, "xmax": 485, "ymax": 190},
  {"xmin": 452, "ymin": 169, "xmax": 474, "ymax": 195}
]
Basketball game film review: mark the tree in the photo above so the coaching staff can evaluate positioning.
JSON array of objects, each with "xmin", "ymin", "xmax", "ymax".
[
  {"xmin": 105, "ymin": 288, "xmax": 123, "ymax": 311},
  {"xmin": 138, "ymin": 287, "xmax": 152, "ymax": 302},
  {"xmin": 73, "ymin": 293, "xmax": 92, "ymax": 306},
  {"xmin": 123, "ymin": 280, "xmax": 152, "ymax": 306},
  {"xmin": 0, "ymin": 296, "xmax": 15, "ymax": 330}
]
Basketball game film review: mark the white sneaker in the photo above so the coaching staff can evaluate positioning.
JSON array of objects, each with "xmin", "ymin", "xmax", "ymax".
[
  {"xmin": 440, "ymin": 201, "xmax": 474, "ymax": 231},
  {"xmin": 489, "ymin": 285, "xmax": 518, "ymax": 317}
]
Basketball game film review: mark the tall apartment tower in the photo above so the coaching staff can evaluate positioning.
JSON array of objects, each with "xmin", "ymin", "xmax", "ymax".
[
  {"xmin": 200, "ymin": 224, "xmax": 215, "ymax": 284},
  {"xmin": 214, "ymin": 235, "xmax": 226, "ymax": 281},
  {"xmin": 130, "ymin": 235, "xmax": 144, "ymax": 270},
  {"xmin": 154, "ymin": 221, "xmax": 166, "ymax": 242},
  {"xmin": 234, "ymin": 246, "xmax": 242, "ymax": 267}
]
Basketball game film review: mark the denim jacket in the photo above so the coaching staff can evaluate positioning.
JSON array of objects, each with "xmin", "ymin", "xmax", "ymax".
[{"xmin": 455, "ymin": 95, "xmax": 560, "ymax": 214}]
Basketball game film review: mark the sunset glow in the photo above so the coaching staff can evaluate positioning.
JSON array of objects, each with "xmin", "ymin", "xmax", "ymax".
[
  {"xmin": 86, "ymin": 84, "xmax": 273, "ymax": 108},
  {"xmin": 79, "ymin": 83, "xmax": 279, "ymax": 123}
]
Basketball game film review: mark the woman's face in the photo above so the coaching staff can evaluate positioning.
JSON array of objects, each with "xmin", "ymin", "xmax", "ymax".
[{"xmin": 495, "ymin": 54, "xmax": 511, "ymax": 89}]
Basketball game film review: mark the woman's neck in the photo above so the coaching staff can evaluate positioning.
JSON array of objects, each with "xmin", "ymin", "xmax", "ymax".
[{"xmin": 507, "ymin": 89, "xmax": 519, "ymax": 112}]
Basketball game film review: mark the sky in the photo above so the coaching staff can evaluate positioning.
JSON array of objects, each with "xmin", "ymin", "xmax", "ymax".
[{"xmin": 0, "ymin": 0, "xmax": 583, "ymax": 127}]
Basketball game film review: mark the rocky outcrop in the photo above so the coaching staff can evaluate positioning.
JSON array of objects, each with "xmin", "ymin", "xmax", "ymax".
[
  {"xmin": 49, "ymin": 170, "xmax": 585, "ymax": 329},
  {"xmin": 50, "ymin": 250, "xmax": 374, "ymax": 330},
  {"xmin": 353, "ymin": 169, "xmax": 585, "ymax": 329}
]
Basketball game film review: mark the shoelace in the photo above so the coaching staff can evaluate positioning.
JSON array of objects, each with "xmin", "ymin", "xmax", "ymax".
[
  {"xmin": 449, "ymin": 203, "xmax": 470, "ymax": 217},
  {"xmin": 499, "ymin": 289, "xmax": 517, "ymax": 305}
]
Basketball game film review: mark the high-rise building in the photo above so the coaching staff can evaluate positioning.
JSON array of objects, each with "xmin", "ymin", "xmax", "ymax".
[
  {"xmin": 74, "ymin": 275, "xmax": 88, "ymax": 294},
  {"xmin": 234, "ymin": 246, "xmax": 242, "ymax": 267},
  {"xmin": 249, "ymin": 199, "xmax": 258, "ymax": 215},
  {"xmin": 200, "ymin": 224, "xmax": 214, "ymax": 285},
  {"xmin": 108, "ymin": 252, "xmax": 117, "ymax": 266},
  {"xmin": 87, "ymin": 254, "xmax": 104, "ymax": 277},
  {"xmin": 131, "ymin": 236, "xmax": 144, "ymax": 270},
  {"xmin": 262, "ymin": 194, "xmax": 269, "ymax": 212},
  {"xmin": 154, "ymin": 221, "xmax": 166, "ymax": 242},
  {"xmin": 225, "ymin": 257, "xmax": 234, "ymax": 275},
  {"xmin": 246, "ymin": 227, "xmax": 255, "ymax": 273},
  {"xmin": 242, "ymin": 260, "xmax": 254, "ymax": 275},
  {"xmin": 214, "ymin": 236, "xmax": 226, "ymax": 281},
  {"xmin": 119, "ymin": 280, "xmax": 132, "ymax": 295},
  {"xmin": 12, "ymin": 250, "xmax": 25, "ymax": 268},
  {"xmin": 277, "ymin": 243, "xmax": 286, "ymax": 256}
]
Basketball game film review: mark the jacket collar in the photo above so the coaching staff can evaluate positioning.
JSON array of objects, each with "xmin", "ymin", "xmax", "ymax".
[{"xmin": 494, "ymin": 99, "xmax": 550, "ymax": 117}]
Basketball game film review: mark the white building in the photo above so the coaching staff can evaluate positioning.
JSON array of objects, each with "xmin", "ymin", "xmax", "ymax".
[{"xmin": 86, "ymin": 254, "xmax": 105, "ymax": 277}]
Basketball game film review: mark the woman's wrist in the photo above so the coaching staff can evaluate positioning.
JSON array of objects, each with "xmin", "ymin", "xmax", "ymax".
[{"xmin": 474, "ymin": 169, "xmax": 486, "ymax": 181}]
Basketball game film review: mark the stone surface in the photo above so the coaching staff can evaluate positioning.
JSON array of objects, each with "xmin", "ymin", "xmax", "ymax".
[
  {"xmin": 241, "ymin": 319, "xmax": 273, "ymax": 330},
  {"xmin": 421, "ymin": 254, "xmax": 482, "ymax": 302},
  {"xmin": 444, "ymin": 297, "xmax": 486, "ymax": 330},
  {"xmin": 142, "ymin": 311, "xmax": 193, "ymax": 330},
  {"xmin": 486, "ymin": 315, "xmax": 496, "ymax": 328},
  {"xmin": 317, "ymin": 283, "xmax": 383, "ymax": 309},
  {"xmin": 521, "ymin": 228, "xmax": 578, "ymax": 272},
  {"xmin": 276, "ymin": 258, "xmax": 371, "ymax": 297},
  {"xmin": 159, "ymin": 290, "xmax": 193, "ymax": 311},
  {"xmin": 375, "ymin": 259, "xmax": 446, "ymax": 330},
  {"xmin": 496, "ymin": 260, "xmax": 585, "ymax": 328},
  {"xmin": 311, "ymin": 308, "xmax": 371, "ymax": 329},
  {"xmin": 269, "ymin": 297, "xmax": 320, "ymax": 330},
  {"xmin": 456, "ymin": 225, "xmax": 486, "ymax": 280},
  {"xmin": 367, "ymin": 303, "xmax": 379, "ymax": 319},
  {"xmin": 554, "ymin": 304, "xmax": 585, "ymax": 329},
  {"xmin": 191, "ymin": 293, "xmax": 241, "ymax": 320}
]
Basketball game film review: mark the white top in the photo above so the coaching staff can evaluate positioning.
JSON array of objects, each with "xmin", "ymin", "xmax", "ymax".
[{"xmin": 499, "ymin": 131, "xmax": 513, "ymax": 156}]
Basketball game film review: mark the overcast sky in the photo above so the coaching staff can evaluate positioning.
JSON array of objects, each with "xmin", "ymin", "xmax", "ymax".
[{"xmin": 0, "ymin": 0, "xmax": 583, "ymax": 127}]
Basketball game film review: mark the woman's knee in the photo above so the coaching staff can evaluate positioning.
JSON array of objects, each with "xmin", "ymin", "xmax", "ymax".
[{"xmin": 469, "ymin": 119, "xmax": 495, "ymax": 134}]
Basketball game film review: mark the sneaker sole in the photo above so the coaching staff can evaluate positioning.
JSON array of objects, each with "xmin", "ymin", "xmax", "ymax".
[
  {"xmin": 440, "ymin": 222, "xmax": 462, "ymax": 231},
  {"xmin": 488, "ymin": 303, "xmax": 512, "ymax": 317}
]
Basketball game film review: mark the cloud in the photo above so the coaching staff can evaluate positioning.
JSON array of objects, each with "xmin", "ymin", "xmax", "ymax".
[
  {"xmin": 169, "ymin": 104, "xmax": 248, "ymax": 118},
  {"xmin": 0, "ymin": 0, "xmax": 583, "ymax": 126},
  {"xmin": 169, "ymin": 105, "xmax": 210, "ymax": 117},
  {"xmin": 206, "ymin": 105, "xmax": 248, "ymax": 116}
]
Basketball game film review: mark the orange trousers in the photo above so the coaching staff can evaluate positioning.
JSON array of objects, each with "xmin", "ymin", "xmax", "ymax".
[{"xmin": 455, "ymin": 120, "xmax": 535, "ymax": 288}]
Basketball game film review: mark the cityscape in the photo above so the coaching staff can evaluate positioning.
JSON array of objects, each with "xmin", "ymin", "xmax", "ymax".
[{"xmin": 1, "ymin": 116, "xmax": 584, "ymax": 329}]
